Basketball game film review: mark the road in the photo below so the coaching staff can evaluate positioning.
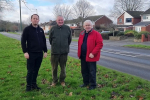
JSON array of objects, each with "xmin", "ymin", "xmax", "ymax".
[{"xmin": 1, "ymin": 32, "xmax": 150, "ymax": 81}]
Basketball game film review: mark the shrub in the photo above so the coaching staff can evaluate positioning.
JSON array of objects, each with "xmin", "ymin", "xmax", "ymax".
[
  {"xmin": 116, "ymin": 32, "xmax": 124, "ymax": 36},
  {"xmin": 134, "ymin": 33, "xmax": 142, "ymax": 39},
  {"xmin": 124, "ymin": 30, "xmax": 138, "ymax": 37},
  {"xmin": 108, "ymin": 31, "xmax": 120, "ymax": 36},
  {"xmin": 101, "ymin": 33, "xmax": 109, "ymax": 40},
  {"xmin": 139, "ymin": 31, "xmax": 150, "ymax": 38}
]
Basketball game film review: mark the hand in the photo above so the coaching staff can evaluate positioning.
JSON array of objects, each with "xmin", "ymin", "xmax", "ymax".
[
  {"xmin": 24, "ymin": 52, "xmax": 29, "ymax": 59},
  {"xmin": 44, "ymin": 52, "xmax": 47, "ymax": 58},
  {"xmin": 89, "ymin": 53, "xmax": 94, "ymax": 58}
]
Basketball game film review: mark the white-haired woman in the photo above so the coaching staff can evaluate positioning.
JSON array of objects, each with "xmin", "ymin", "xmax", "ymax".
[{"xmin": 78, "ymin": 20, "xmax": 103, "ymax": 90}]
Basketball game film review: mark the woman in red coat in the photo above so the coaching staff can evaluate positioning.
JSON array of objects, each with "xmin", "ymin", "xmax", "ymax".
[{"xmin": 78, "ymin": 20, "xmax": 103, "ymax": 90}]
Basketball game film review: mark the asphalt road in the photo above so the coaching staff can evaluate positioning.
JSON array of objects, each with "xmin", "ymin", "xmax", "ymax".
[{"xmin": 1, "ymin": 32, "xmax": 150, "ymax": 81}]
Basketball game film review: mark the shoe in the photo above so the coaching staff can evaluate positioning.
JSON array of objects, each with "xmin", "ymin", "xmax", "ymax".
[
  {"xmin": 80, "ymin": 84, "xmax": 88, "ymax": 87},
  {"xmin": 32, "ymin": 84, "xmax": 41, "ymax": 90},
  {"xmin": 26, "ymin": 86, "xmax": 32, "ymax": 92},
  {"xmin": 61, "ymin": 82, "xmax": 65, "ymax": 86},
  {"xmin": 51, "ymin": 82, "xmax": 56, "ymax": 87},
  {"xmin": 89, "ymin": 86, "xmax": 96, "ymax": 90}
]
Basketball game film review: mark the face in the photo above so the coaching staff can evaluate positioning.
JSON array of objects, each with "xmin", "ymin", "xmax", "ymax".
[
  {"xmin": 31, "ymin": 15, "xmax": 39, "ymax": 26},
  {"xmin": 56, "ymin": 16, "xmax": 64, "ymax": 26},
  {"xmin": 84, "ymin": 22, "xmax": 92, "ymax": 32}
]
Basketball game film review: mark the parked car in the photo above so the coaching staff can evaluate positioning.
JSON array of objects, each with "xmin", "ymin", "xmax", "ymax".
[{"xmin": 100, "ymin": 31, "xmax": 110, "ymax": 34}]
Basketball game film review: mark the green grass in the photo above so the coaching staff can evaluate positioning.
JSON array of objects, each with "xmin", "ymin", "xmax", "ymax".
[
  {"xmin": 72, "ymin": 39, "xmax": 78, "ymax": 42},
  {"xmin": 124, "ymin": 44, "xmax": 150, "ymax": 49},
  {"xmin": 1, "ymin": 33, "xmax": 150, "ymax": 100},
  {"xmin": 8, "ymin": 32, "xmax": 20, "ymax": 35}
]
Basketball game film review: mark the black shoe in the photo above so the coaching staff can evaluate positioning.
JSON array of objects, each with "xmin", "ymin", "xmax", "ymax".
[
  {"xmin": 80, "ymin": 84, "xmax": 88, "ymax": 87},
  {"xmin": 32, "ymin": 84, "xmax": 41, "ymax": 90},
  {"xmin": 26, "ymin": 86, "xmax": 32, "ymax": 92},
  {"xmin": 89, "ymin": 86, "xmax": 96, "ymax": 90}
]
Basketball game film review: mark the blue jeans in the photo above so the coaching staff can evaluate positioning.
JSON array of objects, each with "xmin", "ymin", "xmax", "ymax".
[{"xmin": 81, "ymin": 58, "xmax": 96, "ymax": 87}]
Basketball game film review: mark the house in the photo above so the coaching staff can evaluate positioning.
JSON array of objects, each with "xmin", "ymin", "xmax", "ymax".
[
  {"xmin": 116, "ymin": 11, "xmax": 143, "ymax": 31},
  {"xmin": 40, "ymin": 20, "xmax": 57, "ymax": 34},
  {"xmin": 134, "ymin": 8, "xmax": 150, "ymax": 33},
  {"xmin": 65, "ymin": 15, "xmax": 113, "ymax": 29}
]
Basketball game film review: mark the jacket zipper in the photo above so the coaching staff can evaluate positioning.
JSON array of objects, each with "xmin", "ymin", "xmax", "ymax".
[{"xmin": 36, "ymin": 28, "xmax": 41, "ymax": 51}]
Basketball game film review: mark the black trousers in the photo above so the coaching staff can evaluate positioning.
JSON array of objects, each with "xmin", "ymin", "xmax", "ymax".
[
  {"xmin": 26, "ymin": 52, "xmax": 43, "ymax": 86},
  {"xmin": 81, "ymin": 58, "xmax": 96, "ymax": 87}
]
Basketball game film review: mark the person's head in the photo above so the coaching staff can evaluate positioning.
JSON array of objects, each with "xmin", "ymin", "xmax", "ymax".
[
  {"xmin": 83, "ymin": 20, "xmax": 93, "ymax": 32},
  {"xmin": 31, "ymin": 14, "xmax": 39, "ymax": 27},
  {"xmin": 56, "ymin": 15, "xmax": 64, "ymax": 26}
]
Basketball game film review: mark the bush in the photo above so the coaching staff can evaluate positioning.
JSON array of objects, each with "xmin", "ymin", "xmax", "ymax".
[
  {"xmin": 108, "ymin": 31, "xmax": 120, "ymax": 36},
  {"xmin": 101, "ymin": 33, "xmax": 109, "ymax": 40},
  {"xmin": 139, "ymin": 31, "xmax": 150, "ymax": 38},
  {"xmin": 124, "ymin": 30, "xmax": 138, "ymax": 37},
  {"xmin": 134, "ymin": 33, "xmax": 142, "ymax": 39},
  {"xmin": 116, "ymin": 32, "xmax": 124, "ymax": 36}
]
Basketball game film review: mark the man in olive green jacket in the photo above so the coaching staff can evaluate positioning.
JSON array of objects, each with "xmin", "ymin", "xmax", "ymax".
[{"xmin": 49, "ymin": 15, "xmax": 72, "ymax": 86}]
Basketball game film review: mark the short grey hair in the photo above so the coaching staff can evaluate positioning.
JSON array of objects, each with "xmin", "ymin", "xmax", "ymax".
[
  {"xmin": 56, "ymin": 15, "xmax": 64, "ymax": 20},
  {"xmin": 83, "ymin": 20, "xmax": 93, "ymax": 28}
]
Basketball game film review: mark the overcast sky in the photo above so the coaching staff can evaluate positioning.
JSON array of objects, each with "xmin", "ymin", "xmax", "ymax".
[
  {"xmin": 2, "ymin": 0, "xmax": 150, "ymax": 24},
  {"xmin": 1, "ymin": 0, "xmax": 116, "ymax": 24}
]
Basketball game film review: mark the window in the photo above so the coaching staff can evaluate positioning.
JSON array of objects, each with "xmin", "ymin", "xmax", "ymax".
[
  {"xmin": 126, "ymin": 18, "xmax": 132, "ymax": 22},
  {"xmin": 119, "ymin": 18, "xmax": 122, "ymax": 23},
  {"xmin": 135, "ymin": 27, "xmax": 141, "ymax": 32},
  {"xmin": 143, "ymin": 16, "xmax": 146, "ymax": 19}
]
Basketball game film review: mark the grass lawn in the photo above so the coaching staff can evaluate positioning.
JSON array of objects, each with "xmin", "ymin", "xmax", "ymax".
[
  {"xmin": 8, "ymin": 32, "xmax": 20, "ymax": 35},
  {"xmin": 124, "ymin": 44, "xmax": 150, "ymax": 49},
  {"xmin": 1, "ymin": 34, "xmax": 150, "ymax": 100}
]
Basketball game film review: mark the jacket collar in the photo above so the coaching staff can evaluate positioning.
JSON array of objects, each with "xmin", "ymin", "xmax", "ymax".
[
  {"xmin": 81, "ymin": 29, "xmax": 93, "ymax": 35},
  {"xmin": 30, "ymin": 24, "xmax": 39, "ymax": 29},
  {"xmin": 56, "ymin": 24, "xmax": 64, "ymax": 29}
]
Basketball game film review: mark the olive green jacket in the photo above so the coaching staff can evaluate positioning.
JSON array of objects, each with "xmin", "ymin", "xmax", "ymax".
[{"xmin": 49, "ymin": 25, "xmax": 72, "ymax": 54}]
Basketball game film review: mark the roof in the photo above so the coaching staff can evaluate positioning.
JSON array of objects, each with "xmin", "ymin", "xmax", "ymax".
[
  {"xmin": 65, "ymin": 15, "xmax": 104, "ymax": 24},
  {"xmin": 39, "ymin": 21, "xmax": 57, "ymax": 26},
  {"xmin": 84, "ymin": 15, "xmax": 103, "ymax": 21},
  {"xmin": 126, "ymin": 11, "xmax": 144, "ymax": 18},
  {"xmin": 134, "ymin": 21, "xmax": 150, "ymax": 26},
  {"xmin": 141, "ymin": 8, "xmax": 150, "ymax": 15},
  {"xmin": 115, "ymin": 25, "xmax": 132, "ymax": 28},
  {"xmin": 50, "ymin": 21, "xmax": 56, "ymax": 25}
]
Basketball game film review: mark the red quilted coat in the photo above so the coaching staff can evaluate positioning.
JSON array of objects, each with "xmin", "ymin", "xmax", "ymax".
[{"xmin": 78, "ymin": 30, "xmax": 103, "ymax": 62}]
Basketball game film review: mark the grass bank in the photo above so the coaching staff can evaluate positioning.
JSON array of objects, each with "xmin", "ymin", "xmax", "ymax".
[
  {"xmin": 124, "ymin": 44, "xmax": 150, "ymax": 49},
  {"xmin": 0, "ymin": 34, "xmax": 150, "ymax": 100}
]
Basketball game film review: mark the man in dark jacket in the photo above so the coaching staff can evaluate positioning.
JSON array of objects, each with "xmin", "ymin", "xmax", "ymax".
[
  {"xmin": 21, "ymin": 14, "xmax": 47, "ymax": 91},
  {"xmin": 49, "ymin": 15, "xmax": 72, "ymax": 87}
]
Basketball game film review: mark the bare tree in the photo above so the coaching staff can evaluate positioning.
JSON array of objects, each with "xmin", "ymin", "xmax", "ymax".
[
  {"xmin": 0, "ymin": 0, "xmax": 13, "ymax": 19},
  {"xmin": 71, "ymin": 0, "xmax": 95, "ymax": 28},
  {"xmin": 110, "ymin": 0, "xmax": 145, "ymax": 19},
  {"xmin": 53, "ymin": 4, "xmax": 72, "ymax": 20},
  {"xmin": 0, "ymin": 0, "xmax": 13, "ymax": 11},
  {"xmin": 72, "ymin": 0, "xmax": 95, "ymax": 19}
]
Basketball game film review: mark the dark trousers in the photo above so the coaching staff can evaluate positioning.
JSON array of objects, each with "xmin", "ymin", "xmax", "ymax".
[
  {"xmin": 51, "ymin": 54, "xmax": 68, "ymax": 83},
  {"xmin": 81, "ymin": 58, "xmax": 96, "ymax": 87},
  {"xmin": 26, "ymin": 52, "xmax": 43, "ymax": 86}
]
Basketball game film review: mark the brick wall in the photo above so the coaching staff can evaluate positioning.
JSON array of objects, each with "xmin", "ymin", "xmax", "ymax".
[
  {"xmin": 132, "ymin": 18, "xmax": 141, "ymax": 25},
  {"xmin": 146, "ymin": 25, "xmax": 150, "ymax": 33},
  {"xmin": 95, "ymin": 16, "xmax": 113, "ymax": 27}
]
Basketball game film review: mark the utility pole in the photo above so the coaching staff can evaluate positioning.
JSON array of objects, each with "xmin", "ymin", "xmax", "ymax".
[{"xmin": 19, "ymin": 0, "xmax": 22, "ymax": 32}]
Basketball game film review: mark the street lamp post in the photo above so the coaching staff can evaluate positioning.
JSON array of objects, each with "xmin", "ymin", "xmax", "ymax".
[{"xmin": 19, "ymin": 0, "xmax": 22, "ymax": 32}]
